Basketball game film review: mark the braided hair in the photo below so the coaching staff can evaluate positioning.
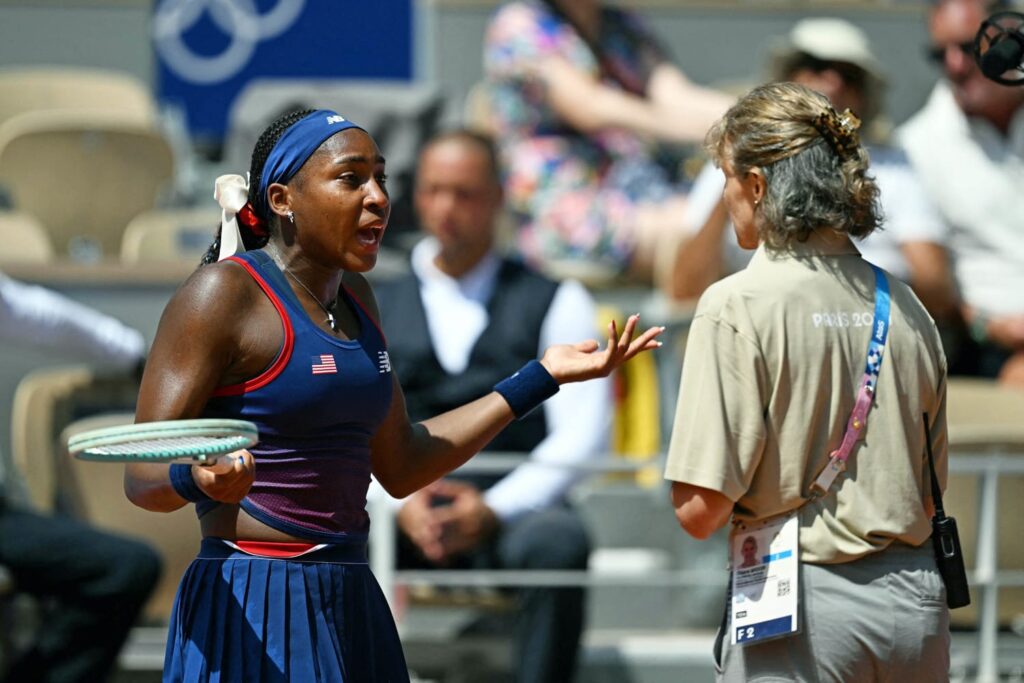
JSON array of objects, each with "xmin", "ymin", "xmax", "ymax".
[{"xmin": 199, "ymin": 108, "xmax": 316, "ymax": 266}]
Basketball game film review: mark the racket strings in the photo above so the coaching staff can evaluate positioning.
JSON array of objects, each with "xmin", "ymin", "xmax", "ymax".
[
  {"xmin": 88, "ymin": 435, "xmax": 251, "ymax": 458},
  {"xmin": 68, "ymin": 419, "xmax": 258, "ymax": 464}
]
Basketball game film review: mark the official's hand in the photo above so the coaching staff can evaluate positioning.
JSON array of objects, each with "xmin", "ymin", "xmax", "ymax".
[
  {"xmin": 192, "ymin": 449, "xmax": 254, "ymax": 504},
  {"xmin": 540, "ymin": 313, "xmax": 663, "ymax": 384}
]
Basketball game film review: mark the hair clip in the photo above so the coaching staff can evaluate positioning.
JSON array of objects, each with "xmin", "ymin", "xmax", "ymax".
[
  {"xmin": 237, "ymin": 202, "xmax": 267, "ymax": 237},
  {"xmin": 812, "ymin": 108, "xmax": 862, "ymax": 160}
]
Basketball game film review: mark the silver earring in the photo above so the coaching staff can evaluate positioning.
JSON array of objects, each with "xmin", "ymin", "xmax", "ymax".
[{"xmin": 287, "ymin": 211, "xmax": 295, "ymax": 222}]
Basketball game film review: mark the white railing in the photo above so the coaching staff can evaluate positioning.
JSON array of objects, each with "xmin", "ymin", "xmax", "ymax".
[
  {"xmin": 368, "ymin": 453, "xmax": 678, "ymax": 601},
  {"xmin": 948, "ymin": 451, "xmax": 1024, "ymax": 683},
  {"xmin": 368, "ymin": 449, "xmax": 1024, "ymax": 682}
]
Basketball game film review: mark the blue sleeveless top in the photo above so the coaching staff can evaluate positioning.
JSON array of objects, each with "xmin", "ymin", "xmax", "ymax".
[{"xmin": 198, "ymin": 250, "xmax": 393, "ymax": 541}]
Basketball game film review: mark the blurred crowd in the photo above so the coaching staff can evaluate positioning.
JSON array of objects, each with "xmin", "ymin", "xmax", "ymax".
[
  {"xmin": 474, "ymin": 0, "xmax": 1023, "ymax": 387},
  {"xmin": 3, "ymin": 0, "xmax": 1022, "ymax": 386},
  {"xmin": 1, "ymin": 0, "xmax": 1024, "ymax": 680}
]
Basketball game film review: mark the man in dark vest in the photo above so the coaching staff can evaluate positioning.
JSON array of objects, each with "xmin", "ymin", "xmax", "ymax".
[{"xmin": 374, "ymin": 129, "xmax": 611, "ymax": 683}]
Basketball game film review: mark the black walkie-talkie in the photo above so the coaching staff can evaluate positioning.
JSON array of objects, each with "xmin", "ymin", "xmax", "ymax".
[{"xmin": 924, "ymin": 412, "xmax": 971, "ymax": 609}]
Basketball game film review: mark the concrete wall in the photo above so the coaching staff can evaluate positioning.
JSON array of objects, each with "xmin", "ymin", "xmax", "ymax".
[{"xmin": 0, "ymin": 3, "xmax": 153, "ymax": 84}]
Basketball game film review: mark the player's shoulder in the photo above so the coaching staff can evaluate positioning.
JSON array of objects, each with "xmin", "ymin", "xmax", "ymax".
[
  {"xmin": 155, "ymin": 258, "xmax": 266, "ymax": 339},
  {"xmin": 175, "ymin": 257, "xmax": 259, "ymax": 308}
]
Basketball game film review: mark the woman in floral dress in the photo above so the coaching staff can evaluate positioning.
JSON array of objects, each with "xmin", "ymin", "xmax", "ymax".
[{"xmin": 484, "ymin": 0, "xmax": 732, "ymax": 289}]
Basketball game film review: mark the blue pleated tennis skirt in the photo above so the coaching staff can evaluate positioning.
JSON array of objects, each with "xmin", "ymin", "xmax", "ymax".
[{"xmin": 163, "ymin": 537, "xmax": 409, "ymax": 682}]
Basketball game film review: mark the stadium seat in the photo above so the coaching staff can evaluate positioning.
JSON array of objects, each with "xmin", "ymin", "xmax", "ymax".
[
  {"xmin": 0, "ymin": 110, "xmax": 175, "ymax": 259},
  {"xmin": 10, "ymin": 366, "xmax": 142, "ymax": 512},
  {"xmin": 0, "ymin": 210, "xmax": 53, "ymax": 264},
  {"xmin": 0, "ymin": 66, "xmax": 157, "ymax": 130},
  {"xmin": 9, "ymin": 366, "xmax": 195, "ymax": 623},
  {"xmin": 120, "ymin": 207, "xmax": 219, "ymax": 265},
  {"xmin": 9, "ymin": 365, "xmax": 98, "ymax": 512}
]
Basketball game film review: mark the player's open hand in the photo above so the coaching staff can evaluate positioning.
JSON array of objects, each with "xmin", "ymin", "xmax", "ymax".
[{"xmin": 539, "ymin": 314, "xmax": 664, "ymax": 384}]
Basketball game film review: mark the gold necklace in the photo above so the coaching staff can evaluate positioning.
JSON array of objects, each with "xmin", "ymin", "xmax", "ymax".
[{"xmin": 267, "ymin": 245, "xmax": 339, "ymax": 332}]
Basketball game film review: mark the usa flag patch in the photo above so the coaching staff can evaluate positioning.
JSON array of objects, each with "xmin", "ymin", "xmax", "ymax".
[{"xmin": 311, "ymin": 354, "xmax": 337, "ymax": 375}]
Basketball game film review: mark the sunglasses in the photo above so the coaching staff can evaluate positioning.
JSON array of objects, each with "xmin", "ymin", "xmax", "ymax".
[
  {"xmin": 925, "ymin": 40, "xmax": 975, "ymax": 64},
  {"xmin": 789, "ymin": 55, "xmax": 867, "ymax": 88}
]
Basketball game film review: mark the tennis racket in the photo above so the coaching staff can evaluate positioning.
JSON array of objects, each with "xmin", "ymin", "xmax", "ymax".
[{"xmin": 67, "ymin": 418, "xmax": 258, "ymax": 474}]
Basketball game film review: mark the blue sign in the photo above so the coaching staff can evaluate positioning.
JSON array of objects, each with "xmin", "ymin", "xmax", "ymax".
[
  {"xmin": 153, "ymin": 0, "xmax": 413, "ymax": 142},
  {"xmin": 735, "ymin": 616, "xmax": 793, "ymax": 644}
]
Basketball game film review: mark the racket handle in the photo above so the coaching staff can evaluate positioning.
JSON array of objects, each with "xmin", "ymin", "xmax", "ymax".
[{"xmin": 200, "ymin": 454, "xmax": 240, "ymax": 475}]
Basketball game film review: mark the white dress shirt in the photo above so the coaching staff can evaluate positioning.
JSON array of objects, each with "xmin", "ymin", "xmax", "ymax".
[
  {"xmin": 898, "ymin": 81, "xmax": 1024, "ymax": 317},
  {"xmin": 0, "ymin": 272, "xmax": 146, "ymax": 367}
]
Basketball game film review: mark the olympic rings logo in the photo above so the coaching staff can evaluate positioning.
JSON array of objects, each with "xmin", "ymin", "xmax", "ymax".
[{"xmin": 153, "ymin": 0, "xmax": 305, "ymax": 85}]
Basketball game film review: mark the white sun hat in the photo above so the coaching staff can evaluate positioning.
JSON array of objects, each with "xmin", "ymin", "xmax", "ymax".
[{"xmin": 768, "ymin": 18, "xmax": 888, "ymax": 123}]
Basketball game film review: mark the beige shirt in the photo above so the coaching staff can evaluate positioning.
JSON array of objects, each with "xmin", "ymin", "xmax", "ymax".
[{"xmin": 664, "ymin": 233, "xmax": 948, "ymax": 564}]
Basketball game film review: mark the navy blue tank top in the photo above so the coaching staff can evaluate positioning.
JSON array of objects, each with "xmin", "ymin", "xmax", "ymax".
[{"xmin": 198, "ymin": 250, "xmax": 393, "ymax": 541}]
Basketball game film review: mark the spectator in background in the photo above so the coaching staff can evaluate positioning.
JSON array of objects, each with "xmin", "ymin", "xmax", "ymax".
[
  {"xmin": 676, "ymin": 18, "xmax": 957, "ymax": 324},
  {"xmin": 0, "ymin": 272, "xmax": 161, "ymax": 683},
  {"xmin": 482, "ymin": 0, "xmax": 733, "ymax": 294},
  {"xmin": 373, "ymin": 129, "xmax": 611, "ymax": 683},
  {"xmin": 898, "ymin": 0, "xmax": 1024, "ymax": 384}
]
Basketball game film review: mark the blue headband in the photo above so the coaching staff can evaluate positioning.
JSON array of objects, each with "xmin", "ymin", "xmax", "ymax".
[{"xmin": 254, "ymin": 109, "xmax": 365, "ymax": 220}]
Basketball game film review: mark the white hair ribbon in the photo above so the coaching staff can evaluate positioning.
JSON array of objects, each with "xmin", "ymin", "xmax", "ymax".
[{"xmin": 214, "ymin": 174, "xmax": 250, "ymax": 261}]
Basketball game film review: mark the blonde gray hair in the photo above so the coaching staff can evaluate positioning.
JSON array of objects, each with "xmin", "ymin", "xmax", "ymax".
[{"xmin": 706, "ymin": 82, "xmax": 882, "ymax": 248}]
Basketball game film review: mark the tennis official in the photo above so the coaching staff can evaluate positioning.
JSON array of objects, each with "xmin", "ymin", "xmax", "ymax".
[{"xmin": 664, "ymin": 83, "xmax": 951, "ymax": 682}]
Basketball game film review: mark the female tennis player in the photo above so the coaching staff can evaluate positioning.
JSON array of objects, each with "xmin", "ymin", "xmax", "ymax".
[{"xmin": 124, "ymin": 108, "xmax": 662, "ymax": 682}]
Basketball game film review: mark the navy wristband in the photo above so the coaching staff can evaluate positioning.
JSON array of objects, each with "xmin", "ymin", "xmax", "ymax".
[
  {"xmin": 169, "ymin": 463, "xmax": 211, "ymax": 503},
  {"xmin": 494, "ymin": 360, "xmax": 560, "ymax": 419}
]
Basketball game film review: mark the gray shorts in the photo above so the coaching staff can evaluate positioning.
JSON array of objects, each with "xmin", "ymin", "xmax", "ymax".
[{"xmin": 716, "ymin": 542, "xmax": 950, "ymax": 683}]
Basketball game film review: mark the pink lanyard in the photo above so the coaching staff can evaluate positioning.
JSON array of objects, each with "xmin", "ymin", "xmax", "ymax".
[{"xmin": 811, "ymin": 264, "xmax": 891, "ymax": 496}]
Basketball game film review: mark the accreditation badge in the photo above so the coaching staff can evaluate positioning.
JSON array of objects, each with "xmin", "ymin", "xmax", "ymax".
[{"xmin": 729, "ymin": 511, "xmax": 800, "ymax": 645}]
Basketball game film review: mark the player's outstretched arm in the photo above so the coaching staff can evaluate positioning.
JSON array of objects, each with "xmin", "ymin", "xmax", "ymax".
[{"xmin": 371, "ymin": 314, "xmax": 663, "ymax": 498}]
